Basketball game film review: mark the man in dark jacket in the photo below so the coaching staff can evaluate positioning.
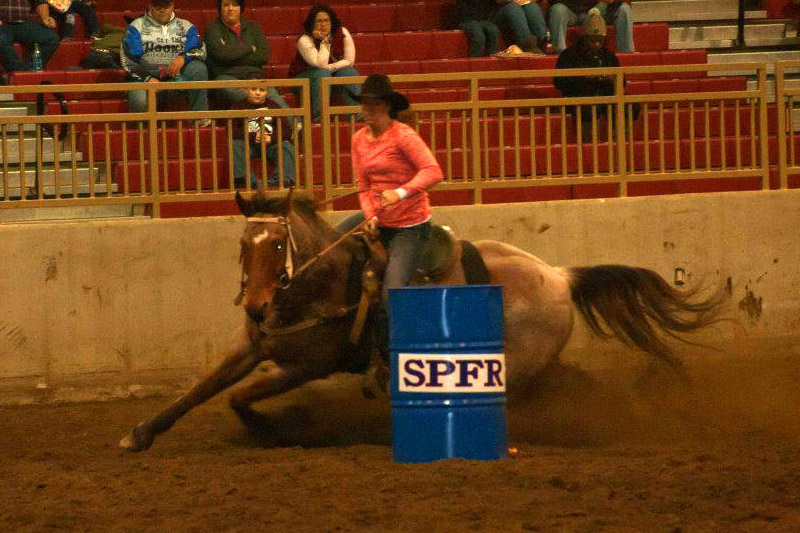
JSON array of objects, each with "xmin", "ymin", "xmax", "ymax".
[
  {"xmin": 549, "ymin": 0, "xmax": 633, "ymax": 53},
  {"xmin": 554, "ymin": 12, "xmax": 621, "ymax": 139}
]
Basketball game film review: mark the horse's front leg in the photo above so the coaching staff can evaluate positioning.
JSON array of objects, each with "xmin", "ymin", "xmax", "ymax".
[
  {"xmin": 119, "ymin": 326, "xmax": 264, "ymax": 452},
  {"xmin": 228, "ymin": 363, "xmax": 315, "ymax": 435}
]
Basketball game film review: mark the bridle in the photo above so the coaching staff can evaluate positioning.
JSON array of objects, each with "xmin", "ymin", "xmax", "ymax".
[
  {"xmin": 234, "ymin": 212, "xmax": 370, "ymax": 307},
  {"xmin": 232, "ymin": 189, "xmax": 382, "ymax": 341}
]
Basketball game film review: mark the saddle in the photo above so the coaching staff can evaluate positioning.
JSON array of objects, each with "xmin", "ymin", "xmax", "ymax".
[
  {"xmin": 355, "ymin": 224, "xmax": 491, "ymax": 312},
  {"xmin": 412, "ymin": 225, "xmax": 490, "ymax": 285}
]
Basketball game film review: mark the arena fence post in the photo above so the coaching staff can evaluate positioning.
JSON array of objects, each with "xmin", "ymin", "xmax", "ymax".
[
  {"xmin": 775, "ymin": 62, "xmax": 789, "ymax": 190},
  {"xmin": 147, "ymin": 84, "xmax": 161, "ymax": 217},
  {"xmin": 469, "ymin": 77, "xmax": 483, "ymax": 205},
  {"xmin": 614, "ymin": 70, "xmax": 628, "ymax": 197},
  {"xmin": 757, "ymin": 65, "xmax": 770, "ymax": 190}
]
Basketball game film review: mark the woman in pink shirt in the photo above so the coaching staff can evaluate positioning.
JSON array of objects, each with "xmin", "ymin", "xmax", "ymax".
[{"xmin": 351, "ymin": 74, "xmax": 444, "ymax": 303}]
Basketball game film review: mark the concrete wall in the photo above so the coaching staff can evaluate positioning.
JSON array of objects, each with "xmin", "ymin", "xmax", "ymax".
[{"xmin": 1, "ymin": 190, "xmax": 798, "ymax": 403}]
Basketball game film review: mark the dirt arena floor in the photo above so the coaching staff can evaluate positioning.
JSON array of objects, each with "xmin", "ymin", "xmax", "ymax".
[{"xmin": 2, "ymin": 353, "xmax": 800, "ymax": 532}]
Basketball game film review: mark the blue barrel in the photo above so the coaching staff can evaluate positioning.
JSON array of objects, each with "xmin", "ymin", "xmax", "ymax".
[{"xmin": 389, "ymin": 285, "xmax": 507, "ymax": 463}]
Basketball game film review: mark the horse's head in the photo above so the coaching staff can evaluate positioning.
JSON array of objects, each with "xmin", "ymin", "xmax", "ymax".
[{"xmin": 235, "ymin": 191, "xmax": 298, "ymax": 324}]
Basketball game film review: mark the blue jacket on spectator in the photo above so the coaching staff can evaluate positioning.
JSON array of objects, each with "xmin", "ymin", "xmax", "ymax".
[{"xmin": 121, "ymin": 11, "xmax": 206, "ymax": 82}]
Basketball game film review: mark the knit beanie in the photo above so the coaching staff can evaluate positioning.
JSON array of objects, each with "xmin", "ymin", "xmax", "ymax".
[{"xmin": 583, "ymin": 8, "xmax": 607, "ymax": 37}]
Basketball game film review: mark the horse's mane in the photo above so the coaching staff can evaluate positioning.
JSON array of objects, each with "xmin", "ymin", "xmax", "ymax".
[{"xmin": 244, "ymin": 192, "xmax": 318, "ymax": 220}]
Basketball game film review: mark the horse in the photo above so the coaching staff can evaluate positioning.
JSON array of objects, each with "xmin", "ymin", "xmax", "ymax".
[{"xmin": 119, "ymin": 191, "xmax": 724, "ymax": 452}]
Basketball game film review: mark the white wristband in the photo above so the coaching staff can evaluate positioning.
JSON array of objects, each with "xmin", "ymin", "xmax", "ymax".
[{"xmin": 395, "ymin": 187, "xmax": 408, "ymax": 200}]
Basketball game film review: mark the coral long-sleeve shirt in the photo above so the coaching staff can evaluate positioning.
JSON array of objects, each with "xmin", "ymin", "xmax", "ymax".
[{"xmin": 352, "ymin": 120, "xmax": 443, "ymax": 227}]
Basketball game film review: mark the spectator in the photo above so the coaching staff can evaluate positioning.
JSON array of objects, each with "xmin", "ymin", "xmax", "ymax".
[
  {"xmin": 121, "ymin": 0, "xmax": 209, "ymax": 119},
  {"xmin": 554, "ymin": 11, "xmax": 633, "ymax": 138},
  {"xmin": 457, "ymin": 0, "xmax": 544, "ymax": 57},
  {"xmin": 55, "ymin": 0, "xmax": 100, "ymax": 40},
  {"xmin": 548, "ymin": 0, "xmax": 634, "ymax": 53},
  {"xmin": 205, "ymin": 0, "xmax": 288, "ymax": 111},
  {"xmin": 0, "ymin": 0, "xmax": 59, "ymax": 72},
  {"xmin": 287, "ymin": 4, "xmax": 360, "ymax": 122},
  {"xmin": 231, "ymin": 75, "xmax": 295, "ymax": 188}
]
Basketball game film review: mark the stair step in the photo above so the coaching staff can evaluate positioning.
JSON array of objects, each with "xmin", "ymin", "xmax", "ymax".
[
  {"xmin": 669, "ymin": 21, "xmax": 800, "ymax": 49},
  {"xmin": 0, "ymin": 166, "xmax": 98, "ymax": 189},
  {"xmin": 0, "ymin": 151, "xmax": 84, "ymax": 164},
  {"xmin": 747, "ymin": 78, "xmax": 800, "ymax": 104},
  {"xmin": 0, "ymin": 204, "xmax": 139, "ymax": 223},
  {"xmin": 0, "ymin": 137, "xmax": 83, "ymax": 163},
  {"xmin": 0, "ymin": 182, "xmax": 116, "ymax": 199},
  {"xmin": 670, "ymin": 22, "xmax": 793, "ymax": 42},
  {"xmin": 0, "ymin": 106, "xmax": 28, "ymax": 118},
  {"xmin": 0, "ymin": 123, "xmax": 37, "ymax": 133},
  {"xmin": 707, "ymin": 50, "xmax": 800, "ymax": 75},
  {"xmin": 674, "ymin": 37, "xmax": 800, "ymax": 49},
  {"xmin": 635, "ymin": 0, "xmax": 766, "ymax": 23}
]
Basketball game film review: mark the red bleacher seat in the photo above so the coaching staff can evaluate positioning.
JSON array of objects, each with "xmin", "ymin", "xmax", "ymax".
[
  {"xmin": 250, "ymin": 7, "xmax": 303, "ymax": 37},
  {"xmin": 516, "ymin": 56, "xmax": 558, "ymax": 72},
  {"xmin": 367, "ymin": 60, "xmax": 421, "ymax": 76},
  {"xmin": 353, "ymin": 34, "xmax": 387, "ymax": 63},
  {"xmin": 659, "ymin": 50, "xmax": 708, "ymax": 78},
  {"xmin": 272, "ymin": 65, "xmax": 291, "ymax": 79},
  {"xmin": 651, "ymin": 79, "xmax": 701, "ymax": 94},
  {"xmin": 392, "ymin": 2, "xmax": 442, "ymax": 31},
  {"xmin": 431, "ymin": 31, "xmax": 469, "ymax": 59},
  {"xmin": 384, "ymin": 32, "xmax": 435, "ymax": 61},
  {"xmin": 633, "ymin": 24, "xmax": 670, "ymax": 52},
  {"xmin": 46, "ymin": 40, "xmax": 89, "ymax": 70},
  {"xmin": 418, "ymin": 59, "xmax": 472, "ymax": 75},
  {"xmin": 267, "ymin": 35, "xmax": 296, "ymax": 66},
  {"xmin": 348, "ymin": 4, "xmax": 396, "ymax": 33},
  {"xmin": 625, "ymin": 80, "xmax": 653, "ymax": 95},
  {"xmin": 697, "ymin": 76, "xmax": 748, "ymax": 92},
  {"xmin": 502, "ymin": 85, "xmax": 561, "ymax": 100},
  {"xmin": 97, "ymin": 11, "xmax": 144, "ymax": 28},
  {"xmin": 417, "ymin": 58, "xmax": 472, "ymax": 88}
]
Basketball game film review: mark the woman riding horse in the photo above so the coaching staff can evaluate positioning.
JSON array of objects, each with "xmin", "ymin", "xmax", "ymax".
[{"xmin": 120, "ymin": 191, "xmax": 725, "ymax": 452}]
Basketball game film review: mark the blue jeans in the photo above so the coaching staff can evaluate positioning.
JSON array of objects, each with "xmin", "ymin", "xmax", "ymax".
[
  {"xmin": 378, "ymin": 222, "xmax": 432, "ymax": 305},
  {"xmin": 335, "ymin": 215, "xmax": 432, "ymax": 304},
  {"xmin": 460, "ymin": 20, "xmax": 500, "ymax": 57},
  {"xmin": 335, "ymin": 211, "xmax": 366, "ymax": 233},
  {"xmin": 491, "ymin": 1, "xmax": 547, "ymax": 46},
  {"xmin": 0, "ymin": 21, "xmax": 59, "ymax": 72},
  {"xmin": 519, "ymin": 2, "xmax": 548, "ymax": 41},
  {"xmin": 127, "ymin": 60, "xmax": 209, "ymax": 112},
  {"xmin": 294, "ymin": 65, "xmax": 360, "ymax": 121},
  {"xmin": 549, "ymin": 2, "xmax": 635, "ymax": 53},
  {"xmin": 59, "ymin": 0, "xmax": 100, "ymax": 38},
  {"xmin": 232, "ymin": 139, "xmax": 296, "ymax": 187}
]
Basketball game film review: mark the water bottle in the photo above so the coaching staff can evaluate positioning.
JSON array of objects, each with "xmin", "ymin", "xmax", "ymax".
[{"xmin": 32, "ymin": 44, "xmax": 43, "ymax": 72}]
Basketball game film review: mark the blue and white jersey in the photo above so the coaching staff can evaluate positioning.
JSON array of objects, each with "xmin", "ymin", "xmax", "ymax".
[{"xmin": 121, "ymin": 12, "xmax": 206, "ymax": 82}]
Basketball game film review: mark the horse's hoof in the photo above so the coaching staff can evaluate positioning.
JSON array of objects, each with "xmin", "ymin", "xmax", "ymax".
[{"xmin": 118, "ymin": 423, "xmax": 154, "ymax": 452}]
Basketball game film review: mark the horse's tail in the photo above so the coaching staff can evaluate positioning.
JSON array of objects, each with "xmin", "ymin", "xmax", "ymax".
[{"xmin": 567, "ymin": 265, "xmax": 725, "ymax": 369}]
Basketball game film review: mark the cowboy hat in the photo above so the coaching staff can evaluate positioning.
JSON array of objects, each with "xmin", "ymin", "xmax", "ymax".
[{"xmin": 354, "ymin": 74, "xmax": 409, "ymax": 113}]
